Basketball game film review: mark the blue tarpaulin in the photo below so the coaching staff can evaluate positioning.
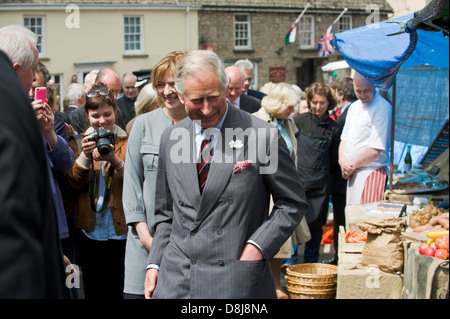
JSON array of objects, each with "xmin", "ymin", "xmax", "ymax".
[
  {"xmin": 335, "ymin": 13, "xmax": 449, "ymax": 170},
  {"xmin": 335, "ymin": 13, "xmax": 449, "ymax": 91}
]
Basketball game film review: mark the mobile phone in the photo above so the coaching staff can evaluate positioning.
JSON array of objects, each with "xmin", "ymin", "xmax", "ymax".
[{"xmin": 34, "ymin": 87, "xmax": 47, "ymax": 103}]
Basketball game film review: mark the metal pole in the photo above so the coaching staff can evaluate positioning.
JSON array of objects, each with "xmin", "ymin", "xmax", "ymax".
[{"xmin": 389, "ymin": 78, "xmax": 396, "ymax": 191}]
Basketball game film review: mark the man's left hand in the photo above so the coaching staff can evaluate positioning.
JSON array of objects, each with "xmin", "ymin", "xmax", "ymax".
[{"xmin": 239, "ymin": 243, "xmax": 263, "ymax": 261}]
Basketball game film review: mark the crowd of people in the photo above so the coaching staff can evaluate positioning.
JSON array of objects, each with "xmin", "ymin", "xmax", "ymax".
[{"xmin": 0, "ymin": 24, "xmax": 391, "ymax": 299}]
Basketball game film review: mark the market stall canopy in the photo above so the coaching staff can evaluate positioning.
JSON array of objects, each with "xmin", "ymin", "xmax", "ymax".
[
  {"xmin": 321, "ymin": 60, "xmax": 349, "ymax": 72},
  {"xmin": 334, "ymin": 10, "xmax": 449, "ymax": 91}
]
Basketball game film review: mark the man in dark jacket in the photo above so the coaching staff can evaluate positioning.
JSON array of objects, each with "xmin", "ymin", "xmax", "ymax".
[{"xmin": 0, "ymin": 26, "xmax": 68, "ymax": 298}]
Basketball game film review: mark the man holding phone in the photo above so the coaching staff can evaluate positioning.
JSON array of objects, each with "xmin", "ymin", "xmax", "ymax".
[{"xmin": 0, "ymin": 24, "xmax": 72, "ymax": 298}]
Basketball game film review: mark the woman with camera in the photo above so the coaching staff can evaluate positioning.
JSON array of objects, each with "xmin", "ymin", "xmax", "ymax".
[{"xmin": 66, "ymin": 82, "xmax": 128, "ymax": 299}]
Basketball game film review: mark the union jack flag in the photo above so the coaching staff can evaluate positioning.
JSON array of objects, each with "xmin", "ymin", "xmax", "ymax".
[{"xmin": 318, "ymin": 25, "xmax": 335, "ymax": 57}]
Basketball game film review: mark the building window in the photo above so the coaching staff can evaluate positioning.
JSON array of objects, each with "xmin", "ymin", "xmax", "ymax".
[
  {"xmin": 124, "ymin": 16, "xmax": 143, "ymax": 54},
  {"xmin": 339, "ymin": 16, "xmax": 352, "ymax": 32},
  {"xmin": 23, "ymin": 16, "xmax": 45, "ymax": 57},
  {"xmin": 299, "ymin": 15, "xmax": 314, "ymax": 50},
  {"xmin": 234, "ymin": 14, "xmax": 251, "ymax": 49}
]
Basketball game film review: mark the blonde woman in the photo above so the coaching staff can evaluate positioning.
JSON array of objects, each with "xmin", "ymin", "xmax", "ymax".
[
  {"xmin": 253, "ymin": 82, "xmax": 310, "ymax": 299},
  {"xmin": 122, "ymin": 51, "xmax": 186, "ymax": 298},
  {"xmin": 125, "ymin": 84, "xmax": 159, "ymax": 134}
]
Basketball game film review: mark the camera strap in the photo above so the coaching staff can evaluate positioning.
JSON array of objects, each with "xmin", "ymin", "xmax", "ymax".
[{"xmin": 89, "ymin": 157, "xmax": 114, "ymax": 214}]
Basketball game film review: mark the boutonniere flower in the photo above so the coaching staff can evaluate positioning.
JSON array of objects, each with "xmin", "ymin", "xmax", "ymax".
[{"xmin": 229, "ymin": 139, "xmax": 243, "ymax": 150}]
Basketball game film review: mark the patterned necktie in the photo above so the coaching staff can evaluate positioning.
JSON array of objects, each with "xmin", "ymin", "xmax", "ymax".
[{"xmin": 197, "ymin": 135, "xmax": 213, "ymax": 193}]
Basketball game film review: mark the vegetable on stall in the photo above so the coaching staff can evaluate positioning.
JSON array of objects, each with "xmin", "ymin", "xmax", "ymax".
[{"xmin": 345, "ymin": 229, "xmax": 368, "ymax": 244}]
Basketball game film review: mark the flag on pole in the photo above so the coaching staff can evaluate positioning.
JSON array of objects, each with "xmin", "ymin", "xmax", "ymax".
[
  {"xmin": 285, "ymin": 5, "xmax": 309, "ymax": 45},
  {"xmin": 318, "ymin": 8, "xmax": 347, "ymax": 57},
  {"xmin": 318, "ymin": 24, "xmax": 335, "ymax": 56},
  {"xmin": 285, "ymin": 21, "xmax": 299, "ymax": 45}
]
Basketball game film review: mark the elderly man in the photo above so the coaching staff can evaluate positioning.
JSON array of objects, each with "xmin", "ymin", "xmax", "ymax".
[
  {"xmin": 0, "ymin": 24, "xmax": 71, "ymax": 298},
  {"xmin": 82, "ymin": 69, "xmax": 99, "ymax": 93},
  {"xmin": 225, "ymin": 65, "xmax": 261, "ymax": 113},
  {"xmin": 144, "ymin": 50, "xmax": 307, "ymax": 299},
  {"xmin": 235, "ymin": 58, "xmax": 266, "ymax": 100},
  {"xmin": 116, "ymin": 72, "xmax": 139, "ymax": 127},
  {"xmin": 339, "ymin": 72, "xmax": 392, "ymax": 205},
  {"xmin": 64, "ymin": 82, "xmax": 86, "ymax": 122}
]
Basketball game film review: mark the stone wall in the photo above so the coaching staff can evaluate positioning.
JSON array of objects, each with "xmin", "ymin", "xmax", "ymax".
[{"xmin": 199, "ymin": 9, "xmax": 388, "ymax": 89}]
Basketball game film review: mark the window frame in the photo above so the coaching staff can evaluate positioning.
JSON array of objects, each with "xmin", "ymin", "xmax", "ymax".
[
  {"xmin": 233, "ymin": 13, "xmax": 252, "ymax": 50},
  {"xmin": 298, "ymin": 15, "xmax": 315, "ymax": 50},
  {"xmin": 23, "ymin": 15, "xmax": 45, "ymax": 58},
  {"xmin": 339, "ymin": 16, "xmax": 353, "ymax": 33},
  {"xmin": 123, "ymin": 15, "xmax": 144, "ymax": 55}
]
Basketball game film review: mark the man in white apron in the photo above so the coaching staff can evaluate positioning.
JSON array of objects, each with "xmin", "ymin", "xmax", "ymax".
[{"xmin": 339, "ymin": 72, "xmax": 392, "ymax": 205}]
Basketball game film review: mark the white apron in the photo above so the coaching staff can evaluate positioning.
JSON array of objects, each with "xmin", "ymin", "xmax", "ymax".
[{"xmin": 346, "ymin": 167, "xmax": 378, "ymax": 205}]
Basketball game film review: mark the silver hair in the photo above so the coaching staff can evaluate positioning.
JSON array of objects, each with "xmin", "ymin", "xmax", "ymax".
[
  {"xmin": 65, "ymin": 82, "xmax": 86, "ymax": 104},
  {"xmin": 0, "ymin": 25, "xmax": 38, "ymax": 70},
  {"xmin": 84, "ymin": 70, "xmax": 99, "ymax": 84},
  {"xmin": 174, "ymin": 50, "xmax": 228, "ymax": 96},
  {"xmin": 234, "ymin": 58, "xmax": 253, "ymax": 71}
]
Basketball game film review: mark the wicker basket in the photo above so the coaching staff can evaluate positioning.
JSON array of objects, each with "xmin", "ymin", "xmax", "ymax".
[
  {"xmin": 286, "ymin": 285, "xmax": 336, "ymax": 299},
  {"xmin": 286, "ymin": 263, "xmax": 337, "ymax": 283},
  {"xmin": 286, "ymin": 277, "xmax": 336, "ymax": 291},
  {"xmin": 285, "ymin": 263, "xmax": 338, "ymax": 299}
]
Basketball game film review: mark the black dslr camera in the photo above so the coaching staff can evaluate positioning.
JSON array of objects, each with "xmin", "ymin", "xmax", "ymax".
[{"xmin": 89, "ymin": 127, "xmax": 115, "ymax": 156}]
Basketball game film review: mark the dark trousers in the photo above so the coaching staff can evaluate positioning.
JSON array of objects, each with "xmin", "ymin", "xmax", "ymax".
[
  {"xmin": 78, "ymin": 233, "xmax": 126, "ymax": 299},
  {"xmin": 331, "ymin": 191, "xmax": 346, "ymax": 257},
  {"xmin": 303, "ymin": 224, "xmax": 323, "ymax": 263}
]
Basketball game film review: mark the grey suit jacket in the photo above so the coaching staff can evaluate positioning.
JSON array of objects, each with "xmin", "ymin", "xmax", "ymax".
[{"xmin": 148, "ymin": 104, "xmax": 307, "ymax": 299}]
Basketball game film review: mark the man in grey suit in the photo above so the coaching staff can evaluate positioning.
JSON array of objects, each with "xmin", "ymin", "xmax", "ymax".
[{"xmin": 145, "ymin": 50, "xmax": 307, "ymax": 299}]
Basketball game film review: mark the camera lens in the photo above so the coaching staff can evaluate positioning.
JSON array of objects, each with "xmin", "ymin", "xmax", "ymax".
[{"xmin": 97, "ymin": 138, "xmax": 111, "ymax": 156}]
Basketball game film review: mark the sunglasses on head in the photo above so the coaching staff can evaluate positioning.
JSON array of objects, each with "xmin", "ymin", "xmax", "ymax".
[{"xmin": 87, "ymin": 88, "xmax": 110, "ymax": 97}]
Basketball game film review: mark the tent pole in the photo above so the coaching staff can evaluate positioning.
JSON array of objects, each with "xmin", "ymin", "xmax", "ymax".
[{"xmin": 389, "ymin": 78, "xmax": 396, "ymax": 191}]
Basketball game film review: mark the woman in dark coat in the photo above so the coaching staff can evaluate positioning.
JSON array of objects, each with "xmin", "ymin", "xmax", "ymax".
[{"xmin": 293, "ymin": 82, "xmax": 340, "ymax": 263}]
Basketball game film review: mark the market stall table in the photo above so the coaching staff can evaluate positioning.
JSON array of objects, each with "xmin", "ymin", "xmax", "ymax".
[{"xmin": 339, "ymin": 204, "xmax": 448, "ymax": 299}]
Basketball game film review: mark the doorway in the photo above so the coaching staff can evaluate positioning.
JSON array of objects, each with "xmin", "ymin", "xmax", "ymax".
[{"xmin": 296, "ymin": 59, "xmax": 314, "ymax": 90}]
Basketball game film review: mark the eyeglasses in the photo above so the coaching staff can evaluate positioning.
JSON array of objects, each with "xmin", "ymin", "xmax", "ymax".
[{"xmin": 87, "ymin": 88, "xmax": 110, "ymax": 97}]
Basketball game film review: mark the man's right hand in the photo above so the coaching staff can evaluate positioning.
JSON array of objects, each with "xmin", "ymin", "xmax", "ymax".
[{"xmin": 144, "ymin": 268, "xmax": 159, "ymax": 299}]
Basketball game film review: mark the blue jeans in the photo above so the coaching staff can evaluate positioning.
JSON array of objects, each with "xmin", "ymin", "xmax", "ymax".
[
  {"xmin": 282, "ymin": 243, "xmax": 299, "ymax": 265},
  {"xmin": 303, "ymin": 225, "xmax": 323, "ymax": 263}
]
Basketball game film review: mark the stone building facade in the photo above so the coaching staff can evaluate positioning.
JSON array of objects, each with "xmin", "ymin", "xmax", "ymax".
[
  {"xmin": 198, "ymin": 0, "xmax": 393, "ymax": 90},
  {"xmin": 1, "ymin": 0, "xmax": 393, "ymax": 93}
]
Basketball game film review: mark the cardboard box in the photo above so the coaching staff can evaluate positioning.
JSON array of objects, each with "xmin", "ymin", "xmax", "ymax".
[
  {"xmin": 336, "ymin": 264, "xmax": 403, "ymax": 299},
  {"xmin": 338, "ymin": 226, "xmax": 364, "ymax": 265}
]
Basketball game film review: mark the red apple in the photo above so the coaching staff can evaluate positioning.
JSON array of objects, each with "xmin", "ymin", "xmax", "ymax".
[
  {"xmin": 434, "ymin": 237, "xmax": 442, "ymax": 249},
  {"xmin": 434, "ymin": 249, "xmax": 448, "ymax": 260},
  {"xmin": 423, "ymin": 246, "xmax": 437, "ymax": 257},
  {"xmin": 437, "ymin": 235, "xmax": 449, "ymax": 251},
  {"xmin": 419, "ymin": 243, "xmax": 430, "ymax": 255}
]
